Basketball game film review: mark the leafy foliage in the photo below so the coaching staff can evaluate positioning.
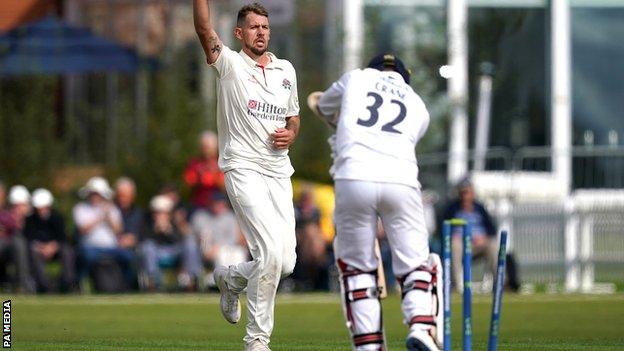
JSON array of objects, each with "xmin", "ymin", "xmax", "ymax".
[{"xmin": 0, "ymin": 76, "xmax": 63, "ymax": 187}]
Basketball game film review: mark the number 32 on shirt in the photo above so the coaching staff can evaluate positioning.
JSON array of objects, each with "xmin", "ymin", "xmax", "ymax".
[{"xmin": 357, "ymin": 92, "xmax": 407, "ymax": 134}]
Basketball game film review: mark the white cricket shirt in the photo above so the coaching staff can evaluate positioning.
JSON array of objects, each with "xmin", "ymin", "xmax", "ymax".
[
  {"xmin": 211, "ymin": 46, "xmax": 300, "ymax": 178},
  {"xmin": 318, "ymin": 68, "xmax": 430, "ymax": 189}
]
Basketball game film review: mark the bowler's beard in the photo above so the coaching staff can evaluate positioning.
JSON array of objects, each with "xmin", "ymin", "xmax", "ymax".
[{"xmin": 249, "ymin": 45, "xmax": 267, "ymax": 57}]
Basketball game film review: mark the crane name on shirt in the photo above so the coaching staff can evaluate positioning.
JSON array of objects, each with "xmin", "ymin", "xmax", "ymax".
[
  {"xmin": 375, "ymin": 76, "xmax": 407, "ymax": 100},
  {"xmin": 247, "ymin": 99, "xmax": 287, "ymax": 123}
]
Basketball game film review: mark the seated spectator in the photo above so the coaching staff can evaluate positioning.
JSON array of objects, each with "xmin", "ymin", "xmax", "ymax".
[
  {"xmin": 74, "ymin": 177, "xmax": 135, "ymax": 290},
  {"xmin": 442, "ymin": 177, "xmax": 498, "ymax": 291},
  {"xmin": 0, "ymin": 185, "xmax": 33, "ymax": 292},
  {"xmin": 160, "ymin": 183, "xmax": 191, "ymax": 229},
  {"xmin": 114, "ymin": 177, "xmax": 142, "ymax": 251},
  {"xmin": 24, "ymin": 189, "xmax": 76, "ymax": 293},
  {"xmin": 183, "ymin": 131, "xmax": 225, "ymax": 209},
  {"xmin": 191, "ymin": 192, "xmax": 247, "ymax": 272},
  {"xmin": 141, "ymin": 195, "xmax": 202, "ymax": 291},
  {"xmin": 293, "ymin": 188, "xmax": 329, "ymax": 291},
  {"xmin": 8, "ymin": 185, "xmax": 31, "ymax": 230}
]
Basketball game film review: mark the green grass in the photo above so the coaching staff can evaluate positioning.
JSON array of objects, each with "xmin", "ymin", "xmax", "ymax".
[{"xmin": 3, "ymin": 292, "xmax": 624, "ymax": 350}]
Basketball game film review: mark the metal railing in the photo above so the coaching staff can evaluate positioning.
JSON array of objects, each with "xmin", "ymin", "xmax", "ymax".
[
  {"xmin": 418, "ymin": 145, "xmax": 624, "ymax": 290},
  {"xmin": 512, "ymin": 145, "xmax": 624, "ymax": 188}
]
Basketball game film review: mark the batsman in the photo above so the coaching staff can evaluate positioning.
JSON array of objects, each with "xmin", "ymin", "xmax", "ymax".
[{"xmin": 309, "ymin": 54, "xmax": 443, "ymax": 351}]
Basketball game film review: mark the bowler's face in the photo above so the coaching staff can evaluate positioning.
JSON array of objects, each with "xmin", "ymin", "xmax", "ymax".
[{"xmin": 236, "ymin": 13, "xmax": 270, "ymax": 56}]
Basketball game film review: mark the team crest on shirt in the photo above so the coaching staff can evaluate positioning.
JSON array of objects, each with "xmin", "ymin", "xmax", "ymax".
[{"xmin": 282, "ymin": 78, "xmax": 292, "ymax": 90}]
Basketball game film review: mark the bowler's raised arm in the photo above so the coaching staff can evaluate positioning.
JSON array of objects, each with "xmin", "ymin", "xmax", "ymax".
[{"xmin": 193, "ymin": 0, "xmax": 223, "ymax": 64}]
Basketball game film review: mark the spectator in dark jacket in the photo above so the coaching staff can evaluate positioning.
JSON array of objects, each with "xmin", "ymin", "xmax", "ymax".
[
  {"xmin": 442, "ymin": 177, "xmax": 498, "ymax": 291},
  {"xmin": 141, "ymin": 195, "xmax": 202, "ymax": 291},
  {"xmin": 114, "ymin": 177, "xmax": 142, "ymax": 251},
  {"xmin": 0, "ymin": 185, "xmax": 32, "ymax": 292},
  {"xmin": 24, "ymin": 189, "xmax": 76, "ymax": 293}
]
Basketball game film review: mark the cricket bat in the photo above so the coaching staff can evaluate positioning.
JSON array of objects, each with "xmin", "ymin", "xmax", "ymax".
[{"xmin": 375, "ymin": 239, "xmax": 388, "ymax": 299}]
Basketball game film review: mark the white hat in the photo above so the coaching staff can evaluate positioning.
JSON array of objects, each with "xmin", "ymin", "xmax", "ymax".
[
  {"xmin": 32, "ymin": 188, "xmax": 54, "ymax": 208},
  {"xmin": 79, "ymin": 177, "xmax": 113, "ymax": 200},
  {"xmin": 150, "ymin": 195, "xmax": 174, "ymax": 212},
  {"xmin": 8, "ymin": 185, "xmax": 30, "ymax": 205}
]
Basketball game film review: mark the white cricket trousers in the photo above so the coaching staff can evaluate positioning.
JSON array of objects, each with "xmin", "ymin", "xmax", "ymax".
[
  {"xmin": 334, "ymin": 180, "xmax": 432, "ymax": 350},
  {"xmin": 223, "ymin": 168, "xmax": 297, "ymax": 345},
  {"xmin": 334, "ymin": 180, "xmax": 429, "ymax": 275}
]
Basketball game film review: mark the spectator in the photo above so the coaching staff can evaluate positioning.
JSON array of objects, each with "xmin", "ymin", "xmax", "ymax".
[
  {"xmin": 24, "ymin": 189, "xmax": 76, "ymax": 293},
  {"xmin": 141, "ymin": 195, "xmax": 202, "ymax": 291},
  {"xmin": 293, "ymin": 188, "xmax": 329, "ymax": 291},
  {"xmin": 114, "ymin": 177, "xmax": 142, "ymax": 251},
  {"xmin": 183, "ymin": 131, "xmax": 225, "ymax": 209},
  {"xmin": 8, "ymin": 185, "xmax": 31, "ymax": 230},
  {"xmin": 74, "ymin": 177, "xmax": 135, "ymax": 289},
  {"xmin": 191, "ymin": 192, "xmax": 247, "ymax": 274},
  {"xmin": 160, "ymin": 183, "xmax": 191, "ymax": 237},
  {"xmin": 442, "ymin": 177, "xmax": 498, "ymax": 291},
  {"xmin": 0, "ymin": 185, "xmax": 32, "ymax": 292}
]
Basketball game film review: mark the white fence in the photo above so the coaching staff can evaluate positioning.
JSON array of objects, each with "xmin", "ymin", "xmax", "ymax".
[{"xmin": 497, "ymin": 195, "xmax": 624, "ymax": 291}]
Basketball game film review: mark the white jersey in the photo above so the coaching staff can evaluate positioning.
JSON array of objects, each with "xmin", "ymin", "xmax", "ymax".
[
  {"xmin": 318, "ymin": 68, "xmax": 430, "ymax": 188},
  {"xmin": 211, "ymin": 46, "xmax": 300, "ymax": 178}
]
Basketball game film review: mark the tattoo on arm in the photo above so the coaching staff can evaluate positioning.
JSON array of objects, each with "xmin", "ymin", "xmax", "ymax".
[{"xmin": 208, "ymin": 35, "xmax": 222, "ymax": 55}]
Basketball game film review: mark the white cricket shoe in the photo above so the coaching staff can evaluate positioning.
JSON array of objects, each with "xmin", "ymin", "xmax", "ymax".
[
  {"xmin": 213, "ymin": 266, "xmax": 241, "ymax": 324},
  {"xmin": 405, "ymin": 329, "xmax": 441, "ymax": 351},
  {"xmin": 245, "ymin": 339, "xmax": 271, "ymax": 351}
]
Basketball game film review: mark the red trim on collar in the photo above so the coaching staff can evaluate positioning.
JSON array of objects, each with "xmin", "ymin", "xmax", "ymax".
[{"xmin": 256, "ymin": 64, "xmax": 267, "ymax": 84}]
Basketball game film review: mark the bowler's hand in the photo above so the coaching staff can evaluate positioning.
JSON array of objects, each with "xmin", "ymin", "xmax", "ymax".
[{"xmin": 271, "ymin": 128, "xmax": 296, "ymax": 150}]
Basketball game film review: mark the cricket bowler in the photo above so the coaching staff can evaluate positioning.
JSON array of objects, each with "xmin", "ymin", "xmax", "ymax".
[{"xmin": 193, "ymin": 2, "xmax": 300, "ymax": 350}]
